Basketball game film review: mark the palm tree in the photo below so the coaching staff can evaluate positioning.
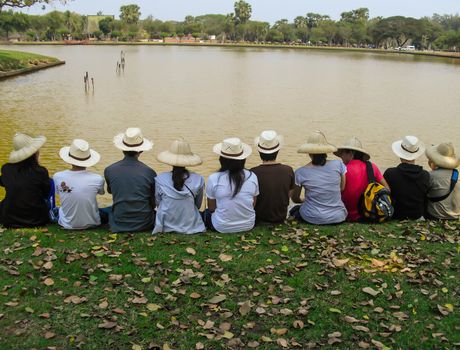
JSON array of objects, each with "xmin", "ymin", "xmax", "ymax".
[{"xmin": 234, "ymin": 0, "xmax": 251, "ymax": 41}]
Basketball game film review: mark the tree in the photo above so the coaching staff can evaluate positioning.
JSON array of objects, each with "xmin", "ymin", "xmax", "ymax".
[
  {"xmin": 234, "ymin": 0, "xmax": 251, "ymax": 41},
  {"xmin": 120, "ymin": 4, "xmax": 141, "ymax": 24},
  {"xmin": 0, "ymin": 10, "xmax": 29, "ymax": 39},
  {"xmin": 98, "ymin": 16, "xmax": 114, "ymax": 36},
  {"xmin": 0, "ymin": 0, "xmax": 70, "ymax": 13},
  {"xmin": 306, "ymin": 13, "xmax": 330, "ymax": 29}
]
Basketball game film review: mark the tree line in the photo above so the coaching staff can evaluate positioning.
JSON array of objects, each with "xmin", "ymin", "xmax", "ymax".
[{"xmin": 1, "ymin": 1, "xmax": 459, "ymax": 51}]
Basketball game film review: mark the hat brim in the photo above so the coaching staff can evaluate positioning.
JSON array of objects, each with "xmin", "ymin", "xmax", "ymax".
[
  {"xmin": 392, "ymin": 141, "xmax": 425, "ymax": 161},
  {"xmin": 297, "ymin": 143, "xmax": 337, "ymax": 154},
  {"xmin": 113, "ymin": 133, "xmax": 153, "ymax": 152},
  {"xmin": 425, "ymin": 146, "xmax": 460, "ymax": 169},
  {"xmin": 334, "ymin": 146, "xmax": 371, "ymax": 161},
  {"xmin": 157, "ymin": 151, "xmax": 202, "ymax": 167},
  {"xmin": 254, "ymin": 135, "xmax": 284, "ymax": 154},
  {"xmin": 8, "ymin": 135, "xmax": 46, "ymax": 164},
  {"xmin": 59, "ymin": 147, "xmax": 101, "ymax": 167},
  {"xmin": 213, "ymin": 142, "xmax": 252, "ymax": 160}
]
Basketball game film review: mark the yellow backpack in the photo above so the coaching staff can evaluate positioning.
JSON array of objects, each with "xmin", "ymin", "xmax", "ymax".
[{"xmin": 359, "ymin": 162, "xmax": 394, "ymax": 222}]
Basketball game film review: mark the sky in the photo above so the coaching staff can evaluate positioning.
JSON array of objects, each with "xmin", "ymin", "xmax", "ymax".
[{"xmin": 17, "ymin": 0, "xmax": 460, "ymax": 23}]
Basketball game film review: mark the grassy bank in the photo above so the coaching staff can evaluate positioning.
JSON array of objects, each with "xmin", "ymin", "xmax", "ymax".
[
  {"xmin": 0, "ymin": 221, "xmax": 458, "ymax": 349},
  {"xmin": 0, "ymin": 50, "xmax": 61, "ymax": 73}
]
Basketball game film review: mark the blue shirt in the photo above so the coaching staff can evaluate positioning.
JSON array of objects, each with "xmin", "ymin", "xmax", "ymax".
[{"xmin": 104, "ymin": 156, "xmax": 156, "ymax": 232}]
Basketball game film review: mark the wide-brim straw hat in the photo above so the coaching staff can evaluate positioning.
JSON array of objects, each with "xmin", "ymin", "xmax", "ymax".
[
  {"xmin": 392, "ymin": 135, "xmax": 425, "ymax": 161},
  {"xmin": 59, "ymin": 139, "xmax": 101, "ymax": 168},
  {"xmin": 425, "ymin": 142, "xmax": 460, "ymax": 169},
  {"xmin": 298, "ymin": 130, "xmax": 337, "ymax": 154},
  {"xmin": 334, "ymin": 136, "xmax": 370, "ymax": 161},
  {"xmin": 157, "ymin": 139, "xmax": 202, "ymax": 167},
  {"xmin": 113, "ymin": 127, "xmax": 153, "ymax": 152},
  {"xmin": 254, "ymin": 130, "xmax": 284, "ymax": 154},
  {"xmin": 213, "ymin": 137, "xmax": 252, "ymax": 160},
  {"xmin": 9, "ymin": 132, "xmax": 46, "ymax": 164}
]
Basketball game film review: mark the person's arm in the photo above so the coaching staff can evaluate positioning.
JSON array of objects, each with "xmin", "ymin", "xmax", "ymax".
[
  {"xmin": 290, "ymin": 184, "xmax": 304, "ymax": 204},
  {"xmin": 379, "ymin": 178, "xmax": 390, "ymax": 191},
  {"xmin": 374, "ymin": 163, "xmax": 390, "ymax": 191},
  {"xmin": 104, "ymin": 169, "xmax": 112, "ymax": 194},
  {"xmin": 253, "ymin": 197, "xmax": 257, "ymax": 208},
  {"xmin": 340, "ymin": 174, "xmax": 346, "ymax": 192},
  {"xmin": 98, "ymin": 177, "xmax": 106, "ymax": 195},
  {"xmin": 207, "ymin": 198, "xmax": 216, "ymax": 213}
]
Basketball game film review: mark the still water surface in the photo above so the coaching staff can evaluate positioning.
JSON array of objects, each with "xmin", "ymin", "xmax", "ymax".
[{"xmin": 1, "ymin": 45, "xmax": 459, "ymax": 202}]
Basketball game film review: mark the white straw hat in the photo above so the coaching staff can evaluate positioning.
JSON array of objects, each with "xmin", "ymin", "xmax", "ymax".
[
  {"xmin": 213, "ymin": 137, "xmax": 252, "ymax": 160},
  {"xmin": 425, "ymin": 142, "xmax": 460, "ymax": 169},
  {"xmin": 297, "ymin": 130, "xmax": 337, "ymax": 154},
  {"xmin": 392, "ymin": 136, "xmax": 425, "ymax": 161},
  {"xmin": 8, "ymin": 132, "xmax": 46, "ymax": 164},
  {"xmin": 334, "ymin": 137, "xmax": 370, "ymax": 161},
  {"xmin": 157, "ymin": 139, "xmax": 202, "ymax": 167},
  {"xmin": 113, "ymin": 127, "xmax": 153, "ymax": 152},
  {"xmin": 59, "ymin": 139, "xmax": 101, "ymax": 168},
  {"xmin": 254, "ymin": 130, "xmax": 284, "ymax": 154}
]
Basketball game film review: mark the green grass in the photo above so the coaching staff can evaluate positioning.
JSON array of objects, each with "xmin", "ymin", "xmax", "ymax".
[
  {"xmin": 0, "ymin": 221, "xmax": 458, "ymax": 349},
  {"xmin": 0, "ymin": 50, "xmax": 59, "ymax": 72}
]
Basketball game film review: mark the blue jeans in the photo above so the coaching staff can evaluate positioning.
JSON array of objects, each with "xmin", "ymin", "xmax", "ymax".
[{"xmin": 50, "ymin": 207, "xmax": 110, "ymax": 225}]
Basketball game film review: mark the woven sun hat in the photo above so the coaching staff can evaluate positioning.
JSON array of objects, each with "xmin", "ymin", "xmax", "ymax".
[
  {"xmin": 425, "ymin": 142, "xmax": 460, "ymax": 169},
  {"xmin": 59, "ymin": 139, "xmax": 101, "ymax": 168},
  {"xmin": 8, "ymin": 132, "xmax": 47, "ymax": 164},
  {"xmin": 254, "ymin": 130, "xmax": 284, "ymax": 154},
  {"xmin": 113, "ymin": 127, "xmax": 153, "ymax": 152},
  {"xmin": 334, "ymin": 136, "xmax": 370, "ymax": 161},
  {"xmin": 157, "ymin": 139, "xmax": 202, "ymax": 167},
  {"xmin": 392, "ymin": 136, "xmax": 425, "ymax": 161},
  {"xmin": 213, "ymin": 137, "xmax": 252, "ymax": 160},
  {"xmin": 297, "ymin": 130, "xmax": 337, "ymax": 154}
]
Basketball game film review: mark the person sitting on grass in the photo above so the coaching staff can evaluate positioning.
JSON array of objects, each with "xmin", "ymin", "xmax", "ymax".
[
  {"xmin": 250, "ymin": 130, "xmax": 294, "ymax": 224},
  {"xmin": 425, "ymin": 142, "xmax": 460, "ymax": 220},
  {"xmin": 53, "ymin": 139, "xmax": 106, "ymax": 230},
  {"xmin": 104, "ymin": 128, "xmax": 156, "ymax": 233},
  {"xmin": 384, "ymin": 136, "xmax": 429, "ymax": 220},
  {"xmin": 290, "ymin": 131, "xmax": 347, "ymax": 225},
  {"xmin": 0, "ymin": 132, "xmax": 51, "ymax": 228},
  {"xmin": 153, "ymin": 139, "xmax": 205, "ymax": 234},
  {"xmin": 204, "ymin": 138, "xmax": 259, "ymax": 233},
  {"xmin": 335, "ymin": 137, "xmax": 389, "ymax": 222}
]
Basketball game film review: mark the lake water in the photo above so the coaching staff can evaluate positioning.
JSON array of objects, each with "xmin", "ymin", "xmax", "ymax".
[{"xmin": 1, "ymin": 45, "xmax": 459, "ymax": 203}]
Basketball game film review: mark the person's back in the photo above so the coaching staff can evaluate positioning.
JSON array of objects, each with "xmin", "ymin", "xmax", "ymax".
[
  {"xmin": 425, "ymin": 142, "xmax": 460, "ymax": 220},
  {"xmin": 105, "ymin": 127, "xmax": 156, "ymax": 232},
  {"xmin": 154, "ymin": 171, "xmax": 205, "ymax": 234},
  {"xmin": 105, "ymin": 156, "xmax": 156, "ymax": 232},
  {"xmin": 0, "ymin": 133, "xmax": 50, "ymax": 228},
  {"xmin": 251, "ymin": 130, "xmax": 294, "ymax": 223}
]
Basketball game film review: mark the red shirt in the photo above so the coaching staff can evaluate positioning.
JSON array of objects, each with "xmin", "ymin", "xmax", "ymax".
[{"xmin": 341, "ymin": 160, "xmax": 383, "ymax": 221}]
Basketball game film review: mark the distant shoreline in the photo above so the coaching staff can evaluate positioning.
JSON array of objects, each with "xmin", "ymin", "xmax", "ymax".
[{"xmin": 3, "ymin": 41, "xmax": 460, "ymax": 60}]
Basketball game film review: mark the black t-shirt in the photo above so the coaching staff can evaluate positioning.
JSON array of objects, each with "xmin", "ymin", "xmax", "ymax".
[
  {"xmin": 0, "ymin": 163, "xmax": 51, "ymax": 228},
  {"xmin": 250, "ymin": 163, "xmax": 295, "ymax": 223},
  {"xmin": 383, "ymin": 163, "xmax": 430, "ymax": 220}
]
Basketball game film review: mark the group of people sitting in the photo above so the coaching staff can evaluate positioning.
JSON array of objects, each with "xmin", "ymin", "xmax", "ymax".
[{"xmin": 0, "ymin": 128, "xmax": 458, "ymax": 233}]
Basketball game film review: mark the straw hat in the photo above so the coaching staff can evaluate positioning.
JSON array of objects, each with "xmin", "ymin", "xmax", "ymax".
[
  {"xmin": 157, "ymin": 139, "xmax": 202, "ymax": 167},
  {"xmin": 59, "ymin": 139, "xmax": 101, "ymax": 168},
  {"xmin": 392, "ymin": 136, "xmax": 425, "ymax": 161},
  {"xmin": 113, "ymin": 127, "xmax": 153, "ymax": 152},
  {"xmin": 213, "ymin": 137, "xmax": 252, "ymax": 160},
  {"xmin": 8, "ymin": 132, "xmax": 46, "ymax": 164},
  {"xmin": 297, "ymin": 131, "xmax": 337, "ymax": 154},
  {"xmin": 254, "ymin": 130, "xmax": 284, "ymax": 154},
  {"xmin": 425, "ymin": 142, "xmax": 460, "ymax": 169},
  {"xmin": 334, "ymin": 137, "xmax": 370, "ymax": 161}
]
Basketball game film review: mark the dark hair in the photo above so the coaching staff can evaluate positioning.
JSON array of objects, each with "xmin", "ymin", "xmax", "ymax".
[
  {"xmin": 219, "ymin": 156, "xmax": 246, "ymax": 197},
  {"xmin": 259, "ymin": 151, "xmax": 278, "ymax": 162},
  {"xmin": 311, "ymin": 154, "xmax": 327, "ymax": 166},
  {"xmin": 353, "ymin": 151, "xmax": 366, "ymax": 161},
  {"xmin": 172, "ymin": 166, "xmax": 189, "ymax": 191},
  {"xmin": 123, "ymin": 151, "xmax": 141, "ymax": 157},
  {"xmin": 15, "ymin": 153, "xmax": 42, "ymax": 173}
]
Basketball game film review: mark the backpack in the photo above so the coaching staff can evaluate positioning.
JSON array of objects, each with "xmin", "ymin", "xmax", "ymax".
[{"xmin": 359, "ymin": 161, "xmax": 394, "ymax": 222}]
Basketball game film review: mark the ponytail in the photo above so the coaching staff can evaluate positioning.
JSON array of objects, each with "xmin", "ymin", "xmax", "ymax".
[
  {"xmin": 218, "ymin": 156, "xmax": 246, "ymax": 197},
  {"xmin": 172, "ymin": 166, "xmax": 189, "ymax": 191},
  {"xmin": 311, "ymin": 154, "xmax": 327, "ymax": 166}
]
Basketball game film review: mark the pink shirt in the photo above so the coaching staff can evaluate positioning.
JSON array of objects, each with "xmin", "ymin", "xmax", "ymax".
[{"xmin": 341, "ymin": 160, "xmax": 383, "ymax": 221}]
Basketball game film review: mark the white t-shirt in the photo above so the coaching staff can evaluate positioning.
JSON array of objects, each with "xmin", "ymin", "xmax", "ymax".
[
  {"xmin": 53, "ymin": 170, "xmax": 105, "ymax": 230},
  {"xmin": 206, "ymin": 169, "xmax": 259, "ymax": 233}
]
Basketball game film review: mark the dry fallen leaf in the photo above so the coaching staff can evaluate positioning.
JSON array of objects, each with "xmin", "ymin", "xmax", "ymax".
[
  {"xmin": 333, "ymin": 258, "xmax": 349, "ymax": 267},
  {"xmin": 270, "ymin": 328, "xmax": 288, "ymax": 336},
  {"xmin": 43, "ymin": 261, "xmax": 53, "ymax": 270},
  {"xmin": 132, "ymin": 297, "xmax": 148, "ymax": 304},
  {"xmin": 44, "ymin": 332, "xmax": 55, "ymax": 339},
  {"xmin": 239, "ymin": 301, "xmax": 251, "ymax": 316},
  {"xmin": 208, "ymin": 294, "xmax": 226, "ymax": 304},
  {"xmin": 362, "ymin": 287, "xmax": 380, "ymax": 296},
  {"xmin": 98, "ymin": 321, "xmax": 117, "ymax": 329},
  {"xmin": 99, "ymin": 300, "xmax": 109, "ymax": 309},
  {"xmin": 190, "ymin": 292, "xmax": 201, "ymax": 299},
  {"xmin": 147, "ymin": 303, "xmax": 161, "ymax": 312},
  {"xmin": 186, "ymin": 247, "xmax": 196, "ymax": 255},
  {"xmin": 43, "ymin": 278, "xmax": 54, "ymax": 286},
  {"xmin": 219, "ymin": 253, "xmax": 233, "ymax": 262},
  {"xmin": 344, "ymin": 315, "xmax": 359, "ymax": 323}
]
